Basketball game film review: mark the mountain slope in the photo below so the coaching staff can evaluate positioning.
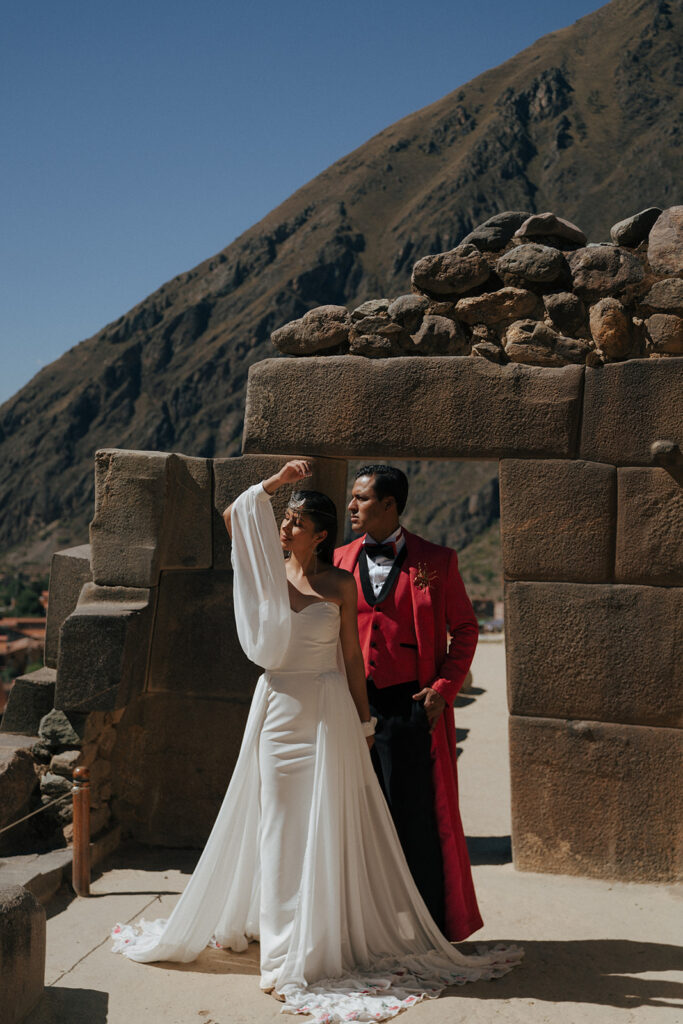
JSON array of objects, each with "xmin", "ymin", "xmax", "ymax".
[{"xmin": 1, "ymin": 0, "xmax": 681, "ymax": 565}]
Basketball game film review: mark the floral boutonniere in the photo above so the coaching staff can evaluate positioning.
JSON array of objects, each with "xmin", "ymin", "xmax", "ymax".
[{"xmin": 414, "ymin": 562, "xmax": 437, "ymax": 591}]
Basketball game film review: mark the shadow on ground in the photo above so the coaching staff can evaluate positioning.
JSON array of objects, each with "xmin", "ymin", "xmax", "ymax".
[
  {"xmin": 24, "ymin": 987, "xmax": 108, "ymax": 1024},
  {"xmin": 448, "ymin": 939, "xmax": 683, "ymax": 1011}
]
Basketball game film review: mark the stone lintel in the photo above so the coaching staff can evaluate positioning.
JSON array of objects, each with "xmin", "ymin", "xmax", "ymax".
[
  {"xmin": 505, "ymin": 581, "xmax": 683, "ymax": 727},
  {"xmin": 242, "ymin": 357, "xmax": 584, "ymax": 460},
  {"xmin": 509, "ymin": 715, "xmax": 683, "ymax": 883},
  {"xmin": 500, "ymin": 459, "xmax": 616, "ymax": 582},
  {"xmin": 580, "ymin": 357, "xmax": 683, "ymax": 465}
]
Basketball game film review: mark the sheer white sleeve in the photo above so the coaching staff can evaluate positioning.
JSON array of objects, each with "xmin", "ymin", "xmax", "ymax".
[{"xmin": 230, "ymin": 482, "xmax": 291, "ymax": 668}]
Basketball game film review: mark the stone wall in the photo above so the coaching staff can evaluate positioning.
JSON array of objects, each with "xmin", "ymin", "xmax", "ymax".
[{"xmin": 270, "ymin": 206, "xmax": 683, "ymax": 366}]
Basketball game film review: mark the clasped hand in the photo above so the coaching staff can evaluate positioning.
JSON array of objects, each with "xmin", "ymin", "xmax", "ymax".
[{"xmin": 412, "ymin": 686, "xmax": 446, "ymax": 731}]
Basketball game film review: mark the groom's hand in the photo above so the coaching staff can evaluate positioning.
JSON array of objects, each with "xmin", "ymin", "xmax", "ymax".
[{"xmin": 412, "ymin": 687, "xmax": 446, "ymax": 731}]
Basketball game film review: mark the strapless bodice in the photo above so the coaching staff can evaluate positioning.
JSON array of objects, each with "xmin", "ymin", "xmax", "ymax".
[{"xmin": 274, "ymin": 601, "xmax": 341, "ymax": 675}]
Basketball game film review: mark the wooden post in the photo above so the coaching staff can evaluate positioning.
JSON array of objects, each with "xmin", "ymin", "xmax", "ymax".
[{"xmin": 72, "ymin": 766, "xmax": 91, "ymax": 896}]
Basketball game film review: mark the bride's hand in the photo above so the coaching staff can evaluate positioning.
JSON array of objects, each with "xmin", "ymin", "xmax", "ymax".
[
  {"xmin": 263, "ymin": 460, "xmax": 312, "ymax": 494},
  {"xmin": 278, "ymin": 460, "xmax": 313, "ymax": 486}
]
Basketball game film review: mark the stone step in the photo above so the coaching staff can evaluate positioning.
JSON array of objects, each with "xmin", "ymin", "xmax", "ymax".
[{"xmin": 1, "ymin": 667, "xmax": 56, "ymax": 736}]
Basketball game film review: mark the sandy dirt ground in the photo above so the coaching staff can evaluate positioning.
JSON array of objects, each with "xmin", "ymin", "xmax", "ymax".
[{"xmin": 25, "ymin": 637, "xmax": 683, "ymax": 1024}]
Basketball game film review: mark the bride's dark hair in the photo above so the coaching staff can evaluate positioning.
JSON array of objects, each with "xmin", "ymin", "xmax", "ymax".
[{"xmin": 289, "ymin": 490, "xmax": 338, "ymax": 565}]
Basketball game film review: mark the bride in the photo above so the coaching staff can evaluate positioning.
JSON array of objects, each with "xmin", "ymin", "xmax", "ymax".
[{"xmin": 112, "ymin": 460, "xmax": 522, "ymax": 1022}]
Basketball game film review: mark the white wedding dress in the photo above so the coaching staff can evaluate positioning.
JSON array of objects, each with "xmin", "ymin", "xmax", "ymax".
[{"xmin": 112, "ymin": 483, "xmax": 522, "ymax": 1022}]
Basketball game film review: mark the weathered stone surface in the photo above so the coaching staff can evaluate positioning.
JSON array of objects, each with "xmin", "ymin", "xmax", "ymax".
[
  {"xmin": 38, "ymin": 708, "xmax": 84, "ymax": 750},
  {"xmin": 349, "ymin": 315, "xmax": 406, "ymax": 357},
  {"xmin": 409, "ymin": 314, "xmax": 468, "ymax": 355},
  {"xmin": 425, "ymin": 301, "xmax": 458, "ymax": 320},
  {"xmin": 271, "ymin": 304, "xmax": 351, "ymax": 354},
  {"xmin": 495, "ymin": 244, "xmax": 569, "ymax": 289},
  {"xmin": 0, "ymin": 668, "xmax": 55, "ymax": 736},
  {"xmin": 112, "ymin": 692, "xmax": 251, "ymax": 845},
  {"xmin": 411, "ymin": 243, "xmax": 490, "ymax": 298},
  {"xmin": 55, "ymin": 583, "xmax": 156, "ymax": 713},
  {"xmin": 90, "ymin": 449, "xmax": 211, "ymax": 588},
  {"xmin": 569, "ymin": 245, "xmax": 646, "ymax": 303},
  {"xmin": 505, "ymin": 582, "xmax": 683, "ymax": 727},
  {"xmin": 640, "ymin": 277, "xmax": 683, "ymax": 316},
  {"xmin": 580, "ymin": 358, "xmax": 683, "ymax": 465},
  {"xmin": 0, "ymin": 885, "xmax": 46, "ymax": 1024},
  {"xmin": 499, "ymin": 460, "xmax": 615, "ymax": 582},
  {"xmin": 589, "ymin": 297, "xmax": 639, "ymax": 359},
  {"xmin": 505, "ymin": 320, "xmax": 591, "ymax": 366},
  {"xmin": 349, "ymin": 334, "xmax": 398, "ymax": 358},
  {"xmin": 515, "ymin": 212, "xmax": 587, "ymax": 248},
  {"xmin": 647, "ymin": 206, "xmax": 683, "ymax": 276},
  {"xmin": 243, "ymin": 356, "xmax": 585, "ymax": 459},
  {"xmin": 39, "ymin": 771, "xmax": 71, "ymax": 799},
  {"xmin": 610, "ymin": 207, "xmax": 662, "ymax": 247},
  {"xmin": 645, "ymin": 313, "xmax": 683, "ymax": 354},
  {"xmin": 146, "ymin": 571, "xmax": 259, "ymax": 700},
  {"xmin": 616, "ymin": 468, "xmax": 683, "ymax": 585},
  {"xmin": 351, "ymin": 298, "xmax": 390, "ymax": 320},
  {"xmin": 44, "ymin": 544, "xmax": 91, "ymax": 669},
  {"xmin": 470, "ymin": 341, "xmax": 506, "ymax": 363},
  {"xmin": 0, "ymin": 749, "xmax": 38, "ymax": 832},
  {"xmin": 49, "ymin": 749, "xmax": 80, "ymax": 779},
  {"xmin": 386, "ymin": 294, "xmax": 428, "ymax": 332},
  {"xmin": 543, "ymin": 291, "xmax": 588, "ymax": 338},
  {"xmin": 461, "ymin": 211, "xmax": 530, "ymax": 251},
  {"xmin": 212, "ymin": 455, "xmax": 348, "ymax": 571},
  {"xmin": 510, "ymin": 715, "xmax": 683, "ymax": 882},
  {"xmin": 455, "ymin": 287, "xmax": 540, "ymax": 326}
]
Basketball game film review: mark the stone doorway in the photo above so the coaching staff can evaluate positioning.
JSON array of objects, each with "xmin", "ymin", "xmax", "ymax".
[{"xmin": 8, "ymin": 355, "xmax": 680, "ymax": 884}]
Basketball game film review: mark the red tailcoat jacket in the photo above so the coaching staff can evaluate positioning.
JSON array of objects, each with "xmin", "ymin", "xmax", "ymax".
[{"xmin": 334, "ymin": 529, "xmax": 483, "ymax": 941}]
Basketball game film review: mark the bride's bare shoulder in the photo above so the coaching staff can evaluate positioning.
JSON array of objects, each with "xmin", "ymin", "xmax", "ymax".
[{"xmin": 317, "ymin": 565, "xmax": 356, "ymax": 601}]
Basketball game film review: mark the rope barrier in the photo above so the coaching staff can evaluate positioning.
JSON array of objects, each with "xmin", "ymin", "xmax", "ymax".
[{"xmin": 0, "ymin": 791, "xmax": 73, "ymax": 837}]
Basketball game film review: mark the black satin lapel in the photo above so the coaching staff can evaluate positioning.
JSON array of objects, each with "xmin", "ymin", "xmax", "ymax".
[
  {"xmin": 360, "ymin": 545, "xmax": 408, "ymax": 607},
  {"xmin": 358, "ymin": 548, "xmax": 377, "ymax": 607}
]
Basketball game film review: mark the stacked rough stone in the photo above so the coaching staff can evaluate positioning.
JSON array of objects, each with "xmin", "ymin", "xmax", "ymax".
[{"xmin": 271, "ymin": 206, "xmax": 683, "ymax": 366}]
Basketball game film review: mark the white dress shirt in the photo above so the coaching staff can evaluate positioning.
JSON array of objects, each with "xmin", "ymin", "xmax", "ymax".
[{"xmin": 363, "ymin": 526, "xmax": 405, "ymax": 597}]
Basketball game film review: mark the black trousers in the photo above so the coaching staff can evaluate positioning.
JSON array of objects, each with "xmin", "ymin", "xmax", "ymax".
[{"xmin": 368, "ymin": 679, "xmax": 445, "ymax": 932}]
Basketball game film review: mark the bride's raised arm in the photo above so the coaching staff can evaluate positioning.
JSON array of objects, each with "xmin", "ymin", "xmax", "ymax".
[{"xmin": 222, "ymin": 460, "xmax": 312, "ymax": 537}]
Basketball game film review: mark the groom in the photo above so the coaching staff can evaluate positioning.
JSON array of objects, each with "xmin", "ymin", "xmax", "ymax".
[{"xmin": 334, "ymin": 465, "xmax": 482, "ymax": 941}]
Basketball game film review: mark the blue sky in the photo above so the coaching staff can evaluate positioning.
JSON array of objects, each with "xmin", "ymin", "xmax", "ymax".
[{"xmin": 1, "ymin": 0, "xmax": 602, "ymax": 405}]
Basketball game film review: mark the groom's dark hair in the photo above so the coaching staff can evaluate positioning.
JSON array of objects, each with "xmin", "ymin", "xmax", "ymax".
[{"xmin": 354, "ymin": 465, "xmax": 409, "ymax": 516}]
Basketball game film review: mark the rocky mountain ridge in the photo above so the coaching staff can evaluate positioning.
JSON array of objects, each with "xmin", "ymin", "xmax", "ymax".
[{"xmin": 1, "ymin": 0, "xmax": 681, "ymax": 570}]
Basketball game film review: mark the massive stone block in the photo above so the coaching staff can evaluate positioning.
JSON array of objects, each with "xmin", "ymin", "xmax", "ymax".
[
  {"xmin": 146, "ymin": 570, "xmax": 259, "ymax": 699},
  {"xmin": 0, "ymin": 668, "xmax": 56, "ymax": 736},
  {"xmin": 616, "ymin": 468, "xmax": 683, "ymax": 585},
  {"xmin": 213, "ymin": 455, "xmax": 348, "ymax": 570},
  {"xmin": 55, "ymin": 583, "xmax": 156, "ymax": 713},
  {"xmin": 0, "ymin": 885, "xmax": 46, "ymax": 1024},
  {"xmin": 90, "ymin": 449, "xmax": 211, "ymax": 587},
  {"xmin": 580, "ymin": 358, "xmax": 683, "ymax": 465},
  {"xmin": 499, "ymin": 459, "xmax": 616, "ymax": 582},
  {"xmin": 112, "ymin": 692, "xmax": 250, "ymax": 846},
  {"xmin": 243, "ymin": 357, "xmax": 585, "ymax": 460},
  {"xmin": 509, "ymin": 715, "xmax": 683, "ymax": 882},
  {"xmin": 506, "ymin": 582, "xmax": 683, "ymax": 727},
  {"xmin": 44, "ymin": 544, "xmax": 92, "ymax": 668}
]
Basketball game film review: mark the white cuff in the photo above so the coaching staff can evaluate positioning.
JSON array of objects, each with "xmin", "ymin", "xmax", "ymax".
[{"xmin": 361, "ymin": 716, "xmax": 377, "ymax": 738}]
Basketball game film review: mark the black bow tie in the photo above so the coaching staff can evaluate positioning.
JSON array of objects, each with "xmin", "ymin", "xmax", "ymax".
[{"xmin": 364, "ymin": 542, "xmax": 397, "ymax": 561}]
